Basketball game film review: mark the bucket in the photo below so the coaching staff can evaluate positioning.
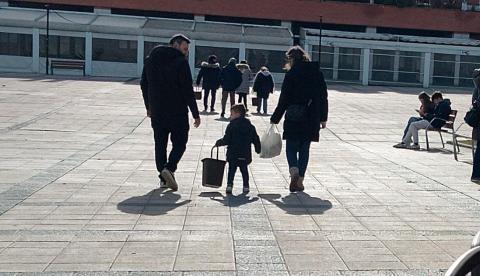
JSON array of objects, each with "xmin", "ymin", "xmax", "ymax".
[{"xmin": 201, "ymin": 146, "xmax": 226, "ymax": 188}]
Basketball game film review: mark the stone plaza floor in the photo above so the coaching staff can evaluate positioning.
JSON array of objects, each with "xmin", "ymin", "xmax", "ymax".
[{"xmin": 0, "ymin": 73, "xmax": 479, "ymax": 275}]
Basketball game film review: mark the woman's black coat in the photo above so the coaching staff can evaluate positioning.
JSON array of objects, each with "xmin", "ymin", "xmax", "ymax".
[{"xmin": 270, "ymin": 61, "xmax": 328, "ymax": 142}]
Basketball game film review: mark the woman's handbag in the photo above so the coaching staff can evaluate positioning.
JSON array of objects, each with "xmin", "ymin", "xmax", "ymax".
[
  {"xmin": 194, "ymin": 87, "xmax": 202, "ymax": 100},
  {"xmin": 285, "ymin": 99, "xmax": 312, "ymax": 122},
  {"xmin": 251, "ymin": 97, "xmax": 259, "ymax": 107},
  {"xmin": 260, "ymin": 125, "xmax": 282, "ymax": 159},
  {"xmin": 465, "ymin": 101, "xmax": 480, "ymax": 128}
]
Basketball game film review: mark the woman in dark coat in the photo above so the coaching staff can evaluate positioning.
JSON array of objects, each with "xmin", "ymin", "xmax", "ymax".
[
  {"xmin": 471, "ymin": 69, "xmax": 480, "ymax": 183},
  {"xmin": 253, "ymin": 66, "xmax": 275, "ymax": 115},
  {"xmin": 196, "ymin": 55, "xmax": 221, "ymax": 112},
  {"xmin": 270, "ymin": 46, "xmax": 329, "ymax": 192}
]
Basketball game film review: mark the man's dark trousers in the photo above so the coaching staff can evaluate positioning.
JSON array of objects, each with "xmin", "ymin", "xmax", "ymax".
[{"xmin": 151, "ymin": 115, "xmax": 189, "ymax": 174}]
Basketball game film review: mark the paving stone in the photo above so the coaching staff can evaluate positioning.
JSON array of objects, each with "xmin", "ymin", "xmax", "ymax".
[{"xmin": 0, "ymin": 76, "xmax": 477, "ymax": 274}]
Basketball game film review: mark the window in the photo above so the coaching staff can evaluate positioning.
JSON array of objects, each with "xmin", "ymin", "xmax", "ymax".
[
  {"xmin": 144, "ymin": 41, "xmax": 166, "ymax": 58},
  {"xmin": 433, "ymin": 53, "xmax": 455, "ymax": 86},
  {"xmin": 398, "ymin": 51, "xmax": 422, "ymax": 83},
  {"xmin": 371, "ymin": 49, "xmax": 395, "ymax": 82},
  {"xmin": 0, "ymin": 32, "xmax": 32, "ymax": 57},
  {"xmin": 459, "ymin": 55, "xmax": 480, "ymax": 87},
  {"xmin": 92, "ymin": 38, "xmax": 137, "ymax": 63},
  {"xmin": 246, "ymin": 49, "xmax": 285, "ymax": 73},
  {"xmin": 195, "ymin": 46, "xmax": 239, "ymax": 68},
  {"xmin": 338, "ymin": 47, "xmax": 361, "ymax": 81},
  {"xmin": 312, "ymin": 46, "xmax": 334, "ymax": 80},
  {"xmin": 40, "ymin": 35, "xmax": 85, "ymax": 60}
]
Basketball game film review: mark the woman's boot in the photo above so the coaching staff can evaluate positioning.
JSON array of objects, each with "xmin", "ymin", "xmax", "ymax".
[
  {"xmin": 297, "ymin": 177, "xmax": 305, "ymax": 192},
  {"xmin": 289, "ymin": 167, "xmax": 300, "ymax": 192}
]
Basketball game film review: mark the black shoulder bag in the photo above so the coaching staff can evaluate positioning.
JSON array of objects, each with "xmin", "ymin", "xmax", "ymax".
[{"xmin": 285, "ymin": 99, "xmax": 312, "ymax": 122}]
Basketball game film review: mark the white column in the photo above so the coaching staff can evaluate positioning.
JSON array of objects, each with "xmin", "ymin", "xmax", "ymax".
[
  {"xmin": 32, "ymin": 28, "xmax": 40, "ymax": 73},
  {"xmin": 94, "ymin": 8, "xmax": 111, "ymax": 15},
  {"xmin": 333, "ymin": 47, "xmax": 339, "ymax": 80},
  {"xmin": 423, "ymin": 52, "xmax": 432, "ymax": 88},
  {"xmin": 366, "ymin": 27, "xmax": 377, "ymax": 33},
  {"xmin": 393, "ymin": 50, "xmax": 400, "ymax": 82},
  {"xmin": 281, "ymin": 21, "xmax": 292, "ymax": 29},
  {"xmin": 362, "ymin": 48, "xmax": 370, "ymax": 86},
  {"xmin": 304, "ymin": 43, "xmax": 311, "ymax": 57},
  {"xmin": 188, "ymin": 39, "xmax": 196, "ymax": 75},
  {"xmin": 454, "ymin": 54, "xmax": 461, "ymax": 86},
  {"xmin": 137, "ymin": 36, "xmax": 144, "ymax": 77},
  {"xmin": 85, "ymin": 32, "xmax": 92, "ymax": 76},
  {"xmin": 239, "ymin": 42, "xmax": 246, "ymax": 62},
  {"xmin": 194, "ymin": 15, "xmax": 205, "ymax": 22}
]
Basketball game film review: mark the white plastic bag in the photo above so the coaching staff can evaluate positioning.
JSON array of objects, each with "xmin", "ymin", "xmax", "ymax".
[{"xmin": 260, "ymin": 124, "xmax": 282, "ymax": 158}]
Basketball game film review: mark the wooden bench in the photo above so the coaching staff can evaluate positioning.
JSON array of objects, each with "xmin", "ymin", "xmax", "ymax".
[
  {"xmin": 425, "ymin": 109, "xmax": 473, "ymax": 161},
  {"xmin": 50, "ymin": 60, "xmax": 86, "ymax": 76}
]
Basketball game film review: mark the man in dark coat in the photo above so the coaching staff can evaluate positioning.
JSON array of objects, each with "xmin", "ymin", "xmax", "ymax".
[
  {"xmin": 196, "ymin": 55, "xmax": 221, "ymax": 112},
  {"xmin": 219, "ymin": 58, "xmax": 242, "ymax": 118},
  {"xmin": 270, "ymin": 46, "xmax": 328, "ymax": 193},
  {"xmin": 215, "ymin": 104, "xmax": 261, "ymax": 194},
  {"xmin": 141, "ymin": 34, "xmax": 200, "ymax": 191}
]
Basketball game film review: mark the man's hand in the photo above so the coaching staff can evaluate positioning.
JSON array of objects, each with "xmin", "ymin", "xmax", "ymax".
[
  {"xmin": 194, "ymin": 118, "xmax": 201, "ymax": 128},
  {"xmin": 147, "ymin": 109, "xmax": 151, "ymax": 118},
  {"xmin": 320, "ymin": 121, "xmax": 327, "ymax": 129}
]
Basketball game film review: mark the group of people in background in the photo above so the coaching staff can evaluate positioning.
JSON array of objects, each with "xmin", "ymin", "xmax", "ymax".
[
  {"xmin": 196, "ymin": 55, "xmax": 275, "ymax": 118},
  {"xmin": 141, "ymin": 34, "xmax": 328, "ymax": 194}
]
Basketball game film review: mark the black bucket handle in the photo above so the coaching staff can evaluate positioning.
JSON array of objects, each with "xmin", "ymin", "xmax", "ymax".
[{"xmin": 210, "ymin": 146, "xmax": 220, "ymax": 160}]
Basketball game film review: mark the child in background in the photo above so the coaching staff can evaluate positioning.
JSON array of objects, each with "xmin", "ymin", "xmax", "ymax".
[{"xmin": 215, "ymin": 104, "xmax": 261, "ymax": 194}]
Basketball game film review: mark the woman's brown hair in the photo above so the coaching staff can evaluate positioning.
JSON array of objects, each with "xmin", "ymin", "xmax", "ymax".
[{"xmin": 285, "ymin": 46, "xmax": 311, "ymax": 69}]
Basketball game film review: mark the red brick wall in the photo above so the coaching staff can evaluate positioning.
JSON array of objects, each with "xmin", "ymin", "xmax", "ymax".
[{"xmin": 24, "ymin": 0, "xmax": 480, "ymax": 34}]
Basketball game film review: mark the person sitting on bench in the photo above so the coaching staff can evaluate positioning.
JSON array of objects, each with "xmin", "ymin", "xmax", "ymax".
[{"xmin": 394, "ymin": 91, "xmax": 451, "ymax": 150}]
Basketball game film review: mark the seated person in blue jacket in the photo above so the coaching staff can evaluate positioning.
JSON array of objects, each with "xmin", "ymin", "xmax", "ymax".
[
  {"xmin": 215, "ymin": 104, "xmax": 261, "ymax": 194},
  {"xmin": 394, "ymin": 91, "xmax": 451, "ymax": 150}
]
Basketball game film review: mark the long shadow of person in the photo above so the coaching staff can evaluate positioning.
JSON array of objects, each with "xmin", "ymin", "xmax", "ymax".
[
  {"xmin": 199, "ymin": 192, "xmax": 259, "ymax": 207},
  {"xmin": 258, "ymin": 192, "xmax": 332, "ymax": 215},
  {"xmin": 117, "ymin": 189, "xmax": 191, "ymax": 216}
]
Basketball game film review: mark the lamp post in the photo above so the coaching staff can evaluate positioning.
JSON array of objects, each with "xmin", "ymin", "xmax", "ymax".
[
  {"xmin": 45, "ymin": 4, "xmax": 50, "ymax": 75},
  {"xmin": 318, "ymin": 16, "xmax": 323, "ymax": 71}
]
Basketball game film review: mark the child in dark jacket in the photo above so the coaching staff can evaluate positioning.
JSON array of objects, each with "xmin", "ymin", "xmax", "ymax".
[{"xmin": 215, "ymin": 104, "xmax": 261, "ymax": 194}]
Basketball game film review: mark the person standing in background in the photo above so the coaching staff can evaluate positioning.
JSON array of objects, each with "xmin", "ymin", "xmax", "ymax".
[
  {"xmin": 236, "ymin": 60, "xmax": 252, "ymax": 111},
  {"xmin": 196, "ymin": 55, "xmax": 221, "ymax": 113}
]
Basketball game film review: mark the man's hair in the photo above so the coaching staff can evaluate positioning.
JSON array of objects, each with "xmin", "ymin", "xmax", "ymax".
[
  {"xmin": 208, "ymin": 55, "xmax": 217, "ymax": 64},
  {"xmin": 169, "ymin": 34, "xmax": 190, "ymax": 45},
  {"xmin": 231, "ymin": 104, "xmax": 246, "ymax": 116},
  {"xmin": 431, "ymin": 91, "xmax": 443, "ymax": 101},
  {"xmin": 418, "ymin": 91, "xmax": 431, "ymax": 102}
]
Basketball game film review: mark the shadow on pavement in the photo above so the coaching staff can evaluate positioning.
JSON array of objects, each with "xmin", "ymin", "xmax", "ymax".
[
  {"xmin": 258, "ymin": 192, "xmax": 332, "ymax": 215},
  {"xmin": 199, "ymin": 191, "xmax": 259, "ymax": 207},
  {"xmin": 117, "ymin": 189, "xmax": 191, "ymax": 216}
]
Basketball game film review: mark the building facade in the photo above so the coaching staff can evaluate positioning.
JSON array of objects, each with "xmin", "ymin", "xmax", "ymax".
[{"xmin": 0, "ymin": 0, "xmax": 479, "ymax": 88}]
